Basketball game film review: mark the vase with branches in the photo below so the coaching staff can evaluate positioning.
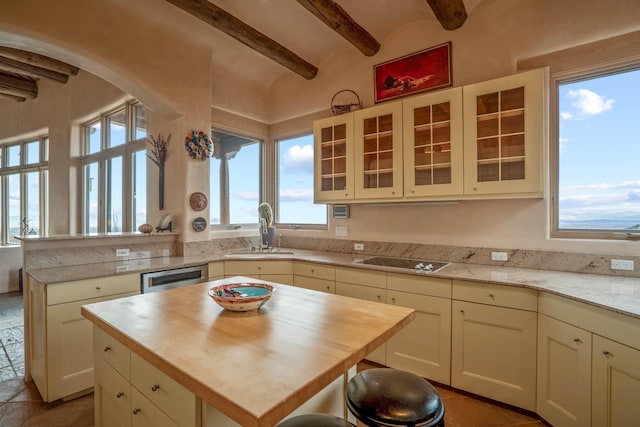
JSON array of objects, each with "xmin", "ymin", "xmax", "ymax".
[{"xmin": 147, "ymin": 133, "xmax": 170, "ymax": 210}]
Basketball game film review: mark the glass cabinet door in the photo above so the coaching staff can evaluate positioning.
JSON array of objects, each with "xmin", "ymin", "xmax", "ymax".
[
  {"xmin": 402, "ymin": 87, "xmax": 463, "ymax": 198},
  {"xmin": 354, "ymin": 101, "xmax": 403, "ymax": 199},
  {"xmin": 313, "ymin": 114, "xmax": 354, "ymax": 202},
  {"xmin": 463, "ymin": 68, "xmax": 545, "ymax": 196}
]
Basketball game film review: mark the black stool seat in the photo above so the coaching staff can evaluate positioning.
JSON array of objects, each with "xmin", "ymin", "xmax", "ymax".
[
  {"xmin": 275, "ymin": 413, "xmax": 356, "ymax": 427},
  {"xmin": 346, "ymin": 368, "xmax": 445, "ymax": 427}
]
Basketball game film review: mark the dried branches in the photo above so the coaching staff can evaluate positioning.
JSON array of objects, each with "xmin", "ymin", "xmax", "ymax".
[{"xmin": 147, "ymin": 133, "xmax": 170, "ymax": 168}]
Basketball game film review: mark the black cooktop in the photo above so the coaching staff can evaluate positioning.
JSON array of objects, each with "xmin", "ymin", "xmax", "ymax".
[{"xmin": 358, "ymin": 256, "xmax": 449, "ymax": 272}]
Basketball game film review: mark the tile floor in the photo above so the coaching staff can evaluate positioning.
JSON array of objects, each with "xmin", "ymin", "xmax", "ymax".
[{"xmin": 0, "ymin": 291, "xmax": 548, "ymax": 426}]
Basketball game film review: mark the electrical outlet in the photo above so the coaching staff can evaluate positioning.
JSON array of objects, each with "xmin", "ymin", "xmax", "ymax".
[
  {"xmin": 491, "ymin": 251, "xmax": 508, "ymax": 261},
  {"xmin": 611, "ymin": 259, "xmax": 634, "ymax": 271},
  {"xmin": 335, "ymin": 226, "xmax": 348, "ymax": 237},
  {"xmin": 354, "ymin": 243, "xmax": 364, "ymax": 251},
  {"xmin": 115, "ymin": 248, "xmax": 129, "ymax": 257}
]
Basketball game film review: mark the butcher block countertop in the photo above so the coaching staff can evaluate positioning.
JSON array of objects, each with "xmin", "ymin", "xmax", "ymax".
[{"xmin": 81, "ymin": 276, "xmax": 415, "ymax": 427}]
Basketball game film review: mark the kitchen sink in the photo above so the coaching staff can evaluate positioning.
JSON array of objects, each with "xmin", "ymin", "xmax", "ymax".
[{"xmin": 356, "ymin": 256, "xmax": 450, "ymax": 273}]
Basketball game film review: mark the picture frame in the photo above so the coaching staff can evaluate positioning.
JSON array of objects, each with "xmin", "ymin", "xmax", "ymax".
[{"xmin": 374, "ymin": 42, "xmax": 452, "ymax": 103}]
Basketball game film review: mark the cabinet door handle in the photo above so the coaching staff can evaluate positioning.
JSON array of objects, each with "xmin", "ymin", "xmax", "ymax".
[
  {"xmin": 103, "ymin": 346, "xmax": 111, "ymax": 352},
  {"xmin": 573, "ymin": 338, "xmax": 582, "ymax": 344},
  {"xmin": 116, "ymin": 392, "xmax": 124, "ymax": 398},
  {"xmin": 133, "ymin": 408, "xmax": 141, "ymax": 415},
  {"xmin": 151, "ymin": 384, "xmax": 160, "ymax": 392}
]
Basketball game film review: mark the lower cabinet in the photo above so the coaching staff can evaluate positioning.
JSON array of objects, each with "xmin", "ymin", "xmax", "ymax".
[
  {"xmin": 207, "ymin": 262, "xmax": 224, "ymax": 281},
  {"xmin": 93, "ymin": 327, "xmax": 200, "ymax": 427},
  {"xmin": 592, "ymin": 335, "xmax": 640, "ymax": 427},
  {"xmin": 536, "ymin": 314, "xmax": 591, "ymax": 427},
  {"xmin": 451, "ymin": 281, "xmax": 537, "ymax": 411},
  {"xmin": 29, "ymin": 273, "xmax": 139, "ymax": 402},
  {"xmin": 224, "ymin": 260, "xmax": 293, "ymax": 285},
  {"xmin": 293, "ymin": 261, "xmax": 335, "ymax": 293}
]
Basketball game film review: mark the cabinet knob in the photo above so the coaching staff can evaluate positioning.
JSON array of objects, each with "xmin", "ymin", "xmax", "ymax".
[
  {"xmin": 602, "ymin": 350, "xmax": 612, "ymax": 357},
  {"xmin": 103, "ymin": 346, "xmax": 111, "ymax": 352},
  {"xmin": 116, "ymin": 392, "xmax": 124, "ymax": 398},
  {"xmin": 488, "ymin": 294, "xmax": 495, "ymax": 299},
  {"xmin": 95, "ymin": 286, "xmax": 101, "ymax": 291},
  {"xmin": 573, "ymin": 338, "xmax": 582, "ymax": 344},
  {"xmin": 391, "ymin": 297, "xmax": 396, "ymax": 304},
  {"xmin": 133, "ymin": 408, "xmax": 141, "ymax": 415},
  {"xmin": 376, "ymin": 295, "xmax": 381, "ymax": 301},
  {"xmin": 311, "ymin": 269, "xmax": 314, "ymax": 273},
  {"xmin": 460, "ymin": 310, "xmax": 465, "ymax": 315},
  {"xmin": 326, "ymin": 286, "xmax": 331, "ymax": 291},
  {"xmin": 151, "ymin": 384, "xmax": 160, "ymax": 392}
]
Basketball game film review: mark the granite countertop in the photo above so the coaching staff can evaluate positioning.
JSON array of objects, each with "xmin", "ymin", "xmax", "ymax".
[{"xmin": 28, "ymin": 248, "xmax": 640, "ymax": 320}]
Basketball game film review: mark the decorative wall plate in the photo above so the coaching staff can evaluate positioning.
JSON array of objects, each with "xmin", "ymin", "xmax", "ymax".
[
  {"xmin": 190, "ymin": 192, "xmax": 208, "ymax": 211},
  {"xmin": 192, "ymin": 217, "xmax": 207, "ymax": 232}
]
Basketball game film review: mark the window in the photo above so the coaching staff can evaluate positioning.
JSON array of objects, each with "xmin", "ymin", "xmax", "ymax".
[
  {"xmin": 554, "ymin": 67, "xmax": 640, "ymax": 238},
  {"xmin": 81, "ymin": 102, "xmax": 148, "ymax": 233},
  {"xmin": 0, "ymin": 137, "xmax": 48, "ymax": 245},
  {"xmin": 210, "ymin": 129, "xmax": 261, "ymax": 225},
  {"xmin": 277, "ymin": 134, "xmax": 326, "ymax": 225}
]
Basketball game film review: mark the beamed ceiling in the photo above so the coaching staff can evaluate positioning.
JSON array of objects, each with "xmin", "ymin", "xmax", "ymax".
[{"xmin": 0, "ymin": 0, "xmax": 469, "ymax": 102}]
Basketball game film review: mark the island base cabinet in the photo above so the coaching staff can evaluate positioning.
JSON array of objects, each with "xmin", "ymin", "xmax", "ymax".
[
  {"xmin": 536, "ymin": 314, "xmax": 591, "ymax": 427},
  {"xmin": 592, "ymin": 335, "xmax": 640, "ymax": 427},
  {"xmin": 451, "ymin": 300, "xmax": 537, "ymax": 411},
  {"xmin": 202, "ymin": 368, "xmax": 354, "ymax": 426},
  {"xmin": 386, "ymin": 291, "xmax": 451, "ymax": 385},
  {"xmin": 95, "ymin": 358, "xmax": 132, "ymax": 427}
]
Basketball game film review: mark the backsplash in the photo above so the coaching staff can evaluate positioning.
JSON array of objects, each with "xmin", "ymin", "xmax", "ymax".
[{"xmin": 184, "ymin": 236, "xmax": 640, "ymax": 278}]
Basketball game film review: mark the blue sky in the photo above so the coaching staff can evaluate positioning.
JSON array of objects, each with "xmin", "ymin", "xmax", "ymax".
[{"xmin": 558, "ymin": 68, "xmax": 640, "ymax": 228}]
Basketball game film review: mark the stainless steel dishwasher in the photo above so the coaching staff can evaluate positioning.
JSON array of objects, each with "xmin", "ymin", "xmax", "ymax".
[{"xmin": 140, "ymin": 264, "xmax": 208, "ymax": 293}]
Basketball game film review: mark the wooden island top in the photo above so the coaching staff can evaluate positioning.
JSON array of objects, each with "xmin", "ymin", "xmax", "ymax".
[{"xmin": 81, "ymin": 276, "xmax": 415, "ymax": 427}]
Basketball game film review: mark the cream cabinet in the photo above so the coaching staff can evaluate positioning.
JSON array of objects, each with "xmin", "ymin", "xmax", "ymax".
[
  {"xmin": 354, "ymin": 101, "xmax": 404, "ymax": 200},
  {"xmin": 463, "ymin": 68, "xmax": 546, "ymax": 197},
  {"xmin": 402, "ymin": 87, "xmax": 464, "ymax": 198},
  {"xmin": 385, "ymin": 273, "xmax": 452, "ymax": 385},
  {"xmin": 451, "ymin": 280, "xmax": 537, "ymax": 411},
  {"xmin": 93, "ymin": 327, "xmax": 199, "ymax": 427},
  {"xmin": 29, "ymin": 273, "xmax": 139, "ymax": 402},
  {"xmin": 592, "ymin": 335, "xmax": 640, "ymax": 427},
  {"xmin": 335, "ymin": 266, "xmax": 387, "ymax": 365},
  {"xmin": 207, "ymin": 262, "xmax": 224, "ymax": 281},
  {"xmin": 293, "ymin": 261, "xmax": 335, "ymax": 293},
  {"xmin": 224, "ymin": 260, "xmax": 293, "ymax": 285},
  {"xmin": 537, "ymin": 314, "xmax": 592, "ymax": 427},
  {"xmin": 313, "ymin": 113, "xmax": 354, "ymax": 202}
]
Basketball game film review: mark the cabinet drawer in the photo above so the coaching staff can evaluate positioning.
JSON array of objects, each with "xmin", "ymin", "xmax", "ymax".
[
  {"xmin": 225, "ymin": 260, "xmax": 293, "ymax": 276},
  {"xmin": 336, "ymin": 282, "xmax": 386, "ymax": 303},
  {"xmin": 335, "ymin": 267, "xmax": 386, "ymax": 289},
  {"xmin": 387, "ymin": 272, "xmax": 451, "ymax": 298},
  {"xmin": 94, "ymin": 326, "xmax": 130, "ymax": 379},
  {"xmin": 294, "ymin": 276, "xmax": 335, "ymax": 293},
  {"xmin": 208, "ymin": 262, "xmax": 224, "ymax": 279},
  {"xmin": 453, "ymin": 280, "xmax": 537, "ymax": 311},
  {"xmin": 293, "ymin": 261, "xmax": 335, "ymax": 280},
  {"xmin": 48, "ymin": 273, "xmax": 139, "ymax": 305},
  {"xmin": 131, "ymin": 352, "xmax": 197, "ymax": 427}
]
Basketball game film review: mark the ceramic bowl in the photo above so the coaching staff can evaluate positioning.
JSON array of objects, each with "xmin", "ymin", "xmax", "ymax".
[{"xmin": 208, "ymin": 283, "xmax": 276, "ymax": 312}]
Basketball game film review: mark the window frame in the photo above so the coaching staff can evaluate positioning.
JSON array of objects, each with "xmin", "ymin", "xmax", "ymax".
[
  {"xmin": 80, "ymin": 101, "xmax": 147, "ymax": 234},
  {"xmin": 0, "ymin": 136, "xmax": 49, "ymax": 245},
  {"xmin": 550, "ymin": 62, "xmax": 640, "ymax": 241}
]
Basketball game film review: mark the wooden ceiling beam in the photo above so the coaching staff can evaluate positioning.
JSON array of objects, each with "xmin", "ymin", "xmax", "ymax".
[
  {"xmin": 0, "ymin": 56, "xmax": 69, "ymax": 83},
  {"xmin": 425, "ymin": 0, "xmax": 467, "ymax": 30},
  {"xmin": 296, "ymin": 0, "xmax": 380, "ymax": 56},
  {"xmin": 165, "ymin": 0, "xmax": 318, "ymax": 80},
  {"xmin": 0, "ymin": 92, "xmax": 27, "ymax": 102},
  {"xmin": 0, "ymin": 47, "xmax": 79, "ymax": 76},
  {"xmin": 0, "ymin": 73, "xmax": 38, "ymax": 99}
]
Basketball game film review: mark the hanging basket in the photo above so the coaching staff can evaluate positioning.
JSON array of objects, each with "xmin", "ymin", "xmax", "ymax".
[{"xmin": 331, "ymin": 89, "xmax": 363, "ymax": 115}]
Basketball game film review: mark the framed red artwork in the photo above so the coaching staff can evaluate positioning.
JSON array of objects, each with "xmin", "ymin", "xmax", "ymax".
[{"xmin": 374, "ymin": 42, "xmax": 452, "ymax": 103}]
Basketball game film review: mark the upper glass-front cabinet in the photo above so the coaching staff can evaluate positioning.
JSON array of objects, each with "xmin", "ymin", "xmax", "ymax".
[
  {"xmin": 354, "ymin": 101, "xmax": 403, "ymax": 199},
  {"xmin": 403, "ymin": 87, "xmax": 463, "ymax": 198},
  {"xmin": 313, "ymin": 114, "xmax": 354, "ymax": 202},
  {"xmin": 463, "ymin": 68, "xmax": 546, "ymax": 196}
]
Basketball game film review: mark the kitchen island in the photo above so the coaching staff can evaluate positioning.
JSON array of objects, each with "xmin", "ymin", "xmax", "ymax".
[{"xmin": 81, "ymin": 276, "xmax": 415, "ymax": 427}]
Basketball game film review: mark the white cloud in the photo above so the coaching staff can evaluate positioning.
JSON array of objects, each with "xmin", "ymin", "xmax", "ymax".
[
  {"xmin": 279, "ymin": 188, "xmax": 313, "ymax": 202},
  {"xmin": 236, "ymin": 191, "xmax": 259, "ymax": 201},
  {"xmin": 282, "ymin": 144, "xmax": 313, "ymax": 174},
  {"xmin": 567, "ymin": 89, "xmax": 614, "ymax": 116},
  {"xmin": 559, "ymin": 137, "xmax": 569, "ymax": 154},
  {"xmin": 561, "ymin": 180, "xmax": 640, "ymax": 192},
  {"xmin": 560, "ymin": 111, "xmax": 573, "ymax": 120}
]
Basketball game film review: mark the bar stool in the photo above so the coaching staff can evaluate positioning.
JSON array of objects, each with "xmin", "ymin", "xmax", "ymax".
[
  {"xmin": 275, "ymin": 413, "xmax": 356, "ymax": 427},
  {"xmin": 346, "ymin": 368, "xmax": 445, "ymax": 427}
]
